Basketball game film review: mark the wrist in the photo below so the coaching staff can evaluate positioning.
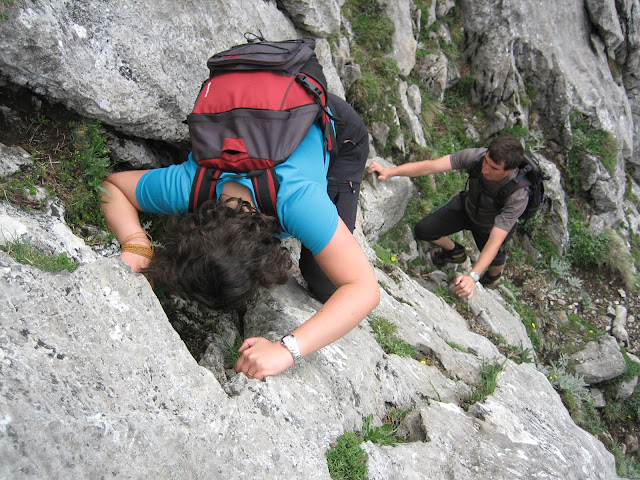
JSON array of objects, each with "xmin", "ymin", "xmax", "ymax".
[
  {"xmin": 469, "ymin": 272, "xmax": 480, "ymax": 283},
  {"xmin": 280, "ymin": 334, "xmax": 301, "ymax": 361}
]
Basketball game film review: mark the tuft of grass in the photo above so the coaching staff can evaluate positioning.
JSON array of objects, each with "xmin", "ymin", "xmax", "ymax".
[
  {"xmin": 604, "ymin": 228, "xmax": 639, "ymax": 291},
  {"xmin": 462, "ymin": 359, "xmax": 506, "ymax": 408},
  {"xmin": 370, "ymin": 316, "xmax": 418, "ymax": 358},
  {"xmin": 443, "ymin": 75, "xmax": 474, "ymax": 108},
  {"xmin": 0, "ymin": 0, "xmax": 14, "ymax": 20},
  {"xmin": 446, "ymin": 341, "xmax": 468, "ymax": 353},
  {"xmin": 1, "ymin": 239, "xmax": 78, "ymax": 273},
  {"xmin": 221, "ymin": 336, "xmax": 244, "ymax": 369}
]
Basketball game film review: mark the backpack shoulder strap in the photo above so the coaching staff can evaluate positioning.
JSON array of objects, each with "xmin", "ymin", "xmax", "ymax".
[
  {"xmin": 189, "ymin": 166, "xmax": 281, "ymax": 219},
  {"xmin": 297, "ymin": 73, "xmax": 337, "ymax": 169},
  {"xmin": 249, "ymin": 167, "xmax": 280, "ymax": 218},
  {"xmin": 189, "ymin": 166, "xmax": 222, "ymax": 213},
  {"xmin": 497, "ymin": 167, "xmax": 532, "ymax": 202}
]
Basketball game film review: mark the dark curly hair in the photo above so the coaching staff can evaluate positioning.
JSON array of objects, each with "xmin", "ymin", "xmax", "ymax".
[
  {"xmin": 487, "ymin": 135, "xmax": 524, "ymax": 170},
  {"xmin": 143, "ymin": 199, "xmax": 292, "ymax": 309}
]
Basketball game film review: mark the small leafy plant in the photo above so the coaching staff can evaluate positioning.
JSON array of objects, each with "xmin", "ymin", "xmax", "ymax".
[
  {"xmin": 326, "ymin": 431, "xmax": 368, "ymax": 480},
  {"xmin": 327, "ymin": 408, "xmax": 412, "ymax": 479}
]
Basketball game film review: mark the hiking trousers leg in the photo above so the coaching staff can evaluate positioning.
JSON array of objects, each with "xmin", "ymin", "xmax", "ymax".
[
  {"xmin": 415, "ymin": 192, "xmax": 514, "ymax": 267},
  {"xmin": 299, "ymin": 94, "xmax": 369, "ymax": 302},
  {"xmin": 414, "ymin": 193, "xmax": 470, "ymax": 242}
]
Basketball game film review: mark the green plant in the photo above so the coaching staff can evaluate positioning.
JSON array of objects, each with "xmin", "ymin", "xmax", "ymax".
[
  {"xmin": 370, "ymin": 316, "xmax": 418, "ymax": 358},
  {"xmin": 0, "ymin": 0, "xmax": 14, "ymax": 20},
  {"xmin": 434, "ymin": 285, "xmax": 466, "ymax": 309},
  {"xmin": 567, "ymin": 111, "xmax": 619, "ymax": 194},
  {"xmin": 221, "ymin": 336, "xmax": 243, "ymax": 369},
  {"xmin": 562, "ymin": 314, "xmax": 603, "ymax": 343},
  {"xmin": 539, "ymin": 354, "xmax": 604, "ymax": 435},
  {"xmin": 502, "ymin": 344, "xmax": 534, "ymax": 364},
  {"xmin": 498, "ymin": 124, "xmax": 530, "ymax": 139},
  {"xmin": 372, "ymin": 244, "xmax": 399, "ymax": 269},
  {"xmin": 611, "ymin": 440, "xmax": 640, "ymax": 478},
  {"xmin": 446, "ymin": 341, "xmax": 468, "ymax": 353},
  {"xmin": 547, "ymin": 256, "xmax": 572, "ymax": 279},
  {"xmin": 529, "ymin": 229, "xmax": 558, "ymax": 257},
  {"xmin": 60, "ymin": 120, "xmax": 111, "ymax": 228},
  {"xmin": 327, "ymin": 408, "xmax": 411, "ymax": 479},
  {"xmin": 443, "ymin": 75, "xmax": 474, "ymax": 108},
  {"xmin": 1, "ymin": 239, "xmax": 78, "ymax": 273},
  {"xmin": 361, "ymin": 414, "xmax": 397, "ymax": 446},
  {"xmin": 343, "ymin": 0, "xmax": 394, "ymax": 53},
  {"xmin": 568, "ymin": 222, "xmax": 611, "ymax": 267},
  {"xmin": 326, "ymin": 431, "xmax": 368, "ymax": 480},
  {"xmin": 462, "ymin": 359, "xmax": 506, "ymax": 408},
  {"xmin": 514, "ymin": 301, "xmax": 541, "ymax": 350},
  {"xmin": 525, "ymin": 129, "xmax": 545, "ymax": 152}
]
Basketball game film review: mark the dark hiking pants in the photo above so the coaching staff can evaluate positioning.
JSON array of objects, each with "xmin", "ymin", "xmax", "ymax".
[
  {"xmin": 299, "ymin": 94, "xmax": 369, "ymax": 302},
  {"xmin": 414, "ymin": 192, "xmax": 514, "ymax": 267}
]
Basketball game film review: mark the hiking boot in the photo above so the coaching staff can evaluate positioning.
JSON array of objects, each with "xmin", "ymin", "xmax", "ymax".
[
  {"xmin": 432, "ymin": 243, "xmax": 467, "ymax": 266},
  {"xmin": 480, "ymin": 272, "xmax": 502, "ymax": 289}
]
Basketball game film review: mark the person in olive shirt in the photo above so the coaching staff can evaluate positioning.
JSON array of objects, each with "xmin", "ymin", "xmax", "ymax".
[{"xmin": 367, "ymin": 135, "xmax": 527, "ymax": 299}]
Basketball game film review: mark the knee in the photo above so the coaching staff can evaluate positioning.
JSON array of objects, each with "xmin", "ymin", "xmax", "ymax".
[{"xmin": 414, "ymin": 218, "xmax": 437, "ymax": 242}]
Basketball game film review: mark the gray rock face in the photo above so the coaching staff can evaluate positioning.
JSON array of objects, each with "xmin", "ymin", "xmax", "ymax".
[
  {"xmin": 0, "ymin": 1, "xmax": 635, "ymax": 478},
  {"xmin": 571, "ymin": 335, "xmax": 628, "ymax": 384},
  {"xmin": 0, "ymin": 143, "xmax": 32, "ymax": 177},
  {"xmin": 0, "ymin": 0, "xmax": 298, "ymax": 144},
  {"xmin": 364, "ymin": 365, "xmax": 616, "ymax": 480},
  {"xmin": 380, "ymin": 0, "xmax": 417, "ymax": 76},
  {"xmin": 0, "ymin": 200, "xmax": 621, "ymax": 479},
  {"xmin": 277, "ymin": 0, "xmax": 341, "ymax": 37},
  {"xmin": 360, "ymin": 157, "xmax": 414, "ymax": 243}
]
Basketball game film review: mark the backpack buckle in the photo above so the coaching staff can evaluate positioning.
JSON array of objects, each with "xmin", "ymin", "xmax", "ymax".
[{"xmin": 296, "ymin": 74, "xmax": 323, "ymax": 99}]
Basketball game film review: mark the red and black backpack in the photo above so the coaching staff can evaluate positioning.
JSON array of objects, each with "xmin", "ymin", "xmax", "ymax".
[{"xmin": 187, "ymin": 35, "xmax": 336, "ymax": 217}]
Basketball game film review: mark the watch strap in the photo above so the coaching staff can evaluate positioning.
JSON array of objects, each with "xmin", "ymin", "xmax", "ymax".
[{"xmin": 280, "ymin": 334, "xmax": 301, "ymax": 360}]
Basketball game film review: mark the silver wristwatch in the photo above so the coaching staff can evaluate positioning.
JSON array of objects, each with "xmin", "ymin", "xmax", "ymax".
[
  {"xmin": 469, "ymin": 272, "xmax": 480, "ymax": 283},
  {"xmin": 281, "ymin": 334, "xmax": 301, "ymax": 361}
]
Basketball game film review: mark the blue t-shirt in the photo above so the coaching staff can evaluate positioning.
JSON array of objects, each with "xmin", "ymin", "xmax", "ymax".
[{"xmin": 136, "ymin": 124, "xmax": 339, "ymax": 255}]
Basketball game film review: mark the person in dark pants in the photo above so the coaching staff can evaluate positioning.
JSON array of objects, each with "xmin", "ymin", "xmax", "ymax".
[
  {"xmin": 299, "ymin": 93, "xmax": 370, "ymax": 302},
  {"xmin": 368, "ymin": 135, "xmax": 527, "ymax": 299}
]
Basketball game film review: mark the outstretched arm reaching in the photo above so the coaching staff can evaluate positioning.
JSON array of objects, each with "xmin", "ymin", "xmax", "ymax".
[
  {"xmin": 234, "ymin": 219, "xmax": 380, "ymax": 379},
  {"xmin": 367, "ymin": 154, "xmax": 453, "ymax": 181}
]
